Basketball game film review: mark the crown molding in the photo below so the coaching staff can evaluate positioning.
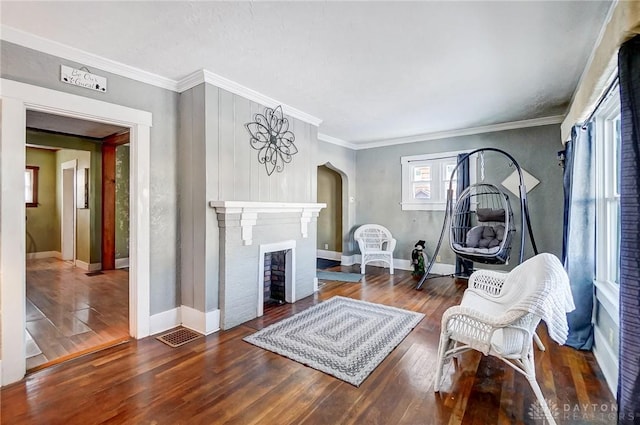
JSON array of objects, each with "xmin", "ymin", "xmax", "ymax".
[
  {"xmin": 1, "ymin": 25, "xmax": 178, "ymax": 91},
  {"xmin": 175, "ymin": 69, "xmax": 205, "ymax": 93},
  {"xmin": 353, "ymin": 115, "xmax": 565, "ymax": 150},
  {"xmin": 176, "ymin": 70, "xmax": 322, "ymax": 127},
  {"xmin": 202, "ymin": 69, "xmax": 314, "ymax": 122},
  {"xmin": 1, "ymin": 26, "xmax": 322, "ymax": 127},
  {"xmin": 317, "ymin": 133, "xmax": 358, "ymax": 150}
]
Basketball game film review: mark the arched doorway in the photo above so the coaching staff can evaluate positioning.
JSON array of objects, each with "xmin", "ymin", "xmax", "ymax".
[{"xmin": 317, "ymin": 165, "xmax": 343, "ymax": 263}]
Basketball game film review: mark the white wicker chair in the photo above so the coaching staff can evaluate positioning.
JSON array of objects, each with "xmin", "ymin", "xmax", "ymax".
[
  {"xmin": 434, "ymin": 253, "xmax": 574, "ymax": 425},
  {"xmin": 354, "ymin": 224, "xmax": 396, "ymax": 275}
]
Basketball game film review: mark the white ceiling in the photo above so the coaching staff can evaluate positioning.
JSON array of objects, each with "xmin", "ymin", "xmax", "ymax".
[
  {"xmin": 1, "ymin": 1, "xmax": 611, "ymax": 145},
  {"xmin": 27, "ymin": 110, "xmax": 128, "ymax": 139}
]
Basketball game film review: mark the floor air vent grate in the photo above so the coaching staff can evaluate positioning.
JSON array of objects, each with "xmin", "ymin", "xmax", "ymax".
[
  {"xmin": 156, "ymin": 327, "xmax": 203, "ymax": 348},
  {"xmin": 85, "ymin": 271, "xmax": 104, "ymax": 276}
]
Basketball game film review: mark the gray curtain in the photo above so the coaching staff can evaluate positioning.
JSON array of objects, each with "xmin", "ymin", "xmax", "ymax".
[
  {"xmin": 617, "ymin": 34, "xmax": 640, "ymax": 425},
  {"xmin": 563, "ymin": 124, "xmax": 595, "ymax": 350}
]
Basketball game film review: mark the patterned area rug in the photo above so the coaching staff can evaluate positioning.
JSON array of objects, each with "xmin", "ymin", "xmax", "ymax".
[{"xmin": 244, "ymin": 296, "xmax": 424, "ymax": 386}]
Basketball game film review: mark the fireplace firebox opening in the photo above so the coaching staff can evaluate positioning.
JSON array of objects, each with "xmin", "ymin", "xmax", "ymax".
[
  {"xmin": 257, "ymin": 240, "xmax": 296, "ymax": 317},
  {"xmin": 264, "ymin": 249, "xmax": 289, "ymax": 308}
]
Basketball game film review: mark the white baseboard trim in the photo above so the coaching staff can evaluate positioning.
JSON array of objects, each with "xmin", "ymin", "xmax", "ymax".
[
  {"xmin": 346, "ymin": 255, "xmax": 456, "ymax": 276},
  {"xmin": 341, "ymin": 254, "xmax": 357, "ymax": 266},
  {"xmin": 393, "ymin": 257, "xmax": 456, "ymax": 275},
  {"xmin": 75, "ymin": 260, "xmax": 102, "ymax": 272},
  {"xmin": 26, "ymin": 251, "xmax": 61, "ymax": 260},
  {"xmin": 593, "ymin": 325, "xmax": 618, "ymax": 397},
  {"xmin": 149, "ymin": 307, "xmax": 181, "ymax": 336},
  {"xmin": 149, "ymin": 305, "xmax": 221, "ymax": 336},
  {"xmin": 0, "ymin": 360, "xmax": 3, "ymax": 387},
  {"xmin": 115, "ymin": 257, "xmax": 130, "ymax": 269},
  {"xmin": 394, "ymin": 259, "xmax": 413, "ymax": 271},
  {"xmin": 316, "ymin": 249, "xmax": 342, "ymax": 261},
  {"xmin": 75, "ymin": 260, "xmax": 89, "ymax": 270},
  {"xmin": 181, "ymin": 305, "xmax": 220, "ymax": 336},
  {"xmin": 431, "ymin": 263, "xmax": 456, "ymax": 275}
]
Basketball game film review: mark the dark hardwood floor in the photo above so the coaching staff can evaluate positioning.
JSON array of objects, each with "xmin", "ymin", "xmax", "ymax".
[
  {"xmin": 3, "ymin": 265, "xmax": 615, "ymax": 424},
  {"xmin": 25, "ymin": 258, "xmax": 130, "ymax": 370}
]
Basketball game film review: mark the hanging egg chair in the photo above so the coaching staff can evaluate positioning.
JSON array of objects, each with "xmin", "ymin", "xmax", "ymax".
[
  {"xmin": 449, "ymin": 183, "xmax": 515, "ymax": 264},
  {"xmin": 416, "ymin": 147, "xmax": 538, "ymax": 290}
]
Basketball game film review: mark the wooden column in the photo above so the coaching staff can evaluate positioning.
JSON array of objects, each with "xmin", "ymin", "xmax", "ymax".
[{"xmin": 101, "ymin": 132, "xmax": 129, "ymax": 270}]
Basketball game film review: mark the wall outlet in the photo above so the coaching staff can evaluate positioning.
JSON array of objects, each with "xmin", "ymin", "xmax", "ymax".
[
  {"xmin": 436, "ymin": 255, "xmax": 441, "ymax": 263},
  {"xmin": 324, "ymin": 243, "xmax": 329, "ymax": 250}
]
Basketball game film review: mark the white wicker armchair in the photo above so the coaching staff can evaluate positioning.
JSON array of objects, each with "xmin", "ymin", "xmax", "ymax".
[
  {"xmin": 354, "ymin": 224, "xmax": 396, "ymax": 275},
  {"xmin": 433, "ymin": 253, "xmax": 575, "ymax": 425}
]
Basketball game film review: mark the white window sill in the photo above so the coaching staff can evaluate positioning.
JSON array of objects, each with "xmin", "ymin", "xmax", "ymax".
[{"xmin": 593, "ymin": 279, "xmax": 620, "ymax": 326}]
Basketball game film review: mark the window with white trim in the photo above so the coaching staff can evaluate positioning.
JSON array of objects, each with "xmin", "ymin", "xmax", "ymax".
[
  {"xmin": 25, "ymin": 165, "xmax": 39, "ymax": 208},
  {"xmin": 401, "ymin": 151, "xmax": 476, "ymax": 211},
  {"xmin": 594, "ymin": 90, "xmax": 621, "ymax": 288}
]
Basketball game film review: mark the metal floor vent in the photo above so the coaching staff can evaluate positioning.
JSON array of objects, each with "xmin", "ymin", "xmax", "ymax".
[
  {"xmin": 156, "ymin": 327, "xmax": 203, "ymax": 348},
  {"xmin": 85, "ymin": 271, "xmax": 104, "ymax": 276}
]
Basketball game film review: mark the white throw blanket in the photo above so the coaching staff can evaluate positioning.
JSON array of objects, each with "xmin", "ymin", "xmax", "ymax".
[{"xmin": 507, "ymin": 253, "xmax": 576, "ymax": 345}]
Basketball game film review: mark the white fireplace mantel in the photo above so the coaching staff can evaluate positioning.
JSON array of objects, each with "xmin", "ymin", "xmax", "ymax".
[{"xmin": 209, "ymin": 201, "xmax": 326, "ymax": 245}]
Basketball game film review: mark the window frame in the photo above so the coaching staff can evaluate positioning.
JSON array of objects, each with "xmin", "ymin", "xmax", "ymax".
[
  {"xmin": 401, "ymin": 150, "xmax": 477, "ymax": 211},
  {"xmin": 593, "ymin": 88, "xmax": 621, "ymax": 319},
  {"xmin": 25, "ymin": 165, "xmax": 39, "ymax": 208}
]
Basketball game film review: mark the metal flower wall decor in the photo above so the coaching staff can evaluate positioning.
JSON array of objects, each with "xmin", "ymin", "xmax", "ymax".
[{"xmin": 245, "ymin": 105, "xmax": 297, "ymax": 176}]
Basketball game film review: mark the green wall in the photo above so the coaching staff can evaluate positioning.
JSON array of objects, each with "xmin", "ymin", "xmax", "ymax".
[
  {"xmin": 27, "ymin": 129, "xmax": 102, "ymax": 264},
  {"xmin": 317, "ymin": 165, "xmax": 343, "ymax": 252},
  {"xmin": 115, "ymin": 145, "xmax": 130, "ymax": 259},
  {"xmin": 25, "ymin": 147, "xmax": 58, "ymax": 253}
]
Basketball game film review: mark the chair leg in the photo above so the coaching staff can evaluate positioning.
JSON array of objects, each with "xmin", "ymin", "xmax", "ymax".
[
  {"xmin": 523, "ymin": 349, "xmax": 557, "ymax": 425},
  {"xmin": 527, "ymin": 376, "xmax": 557, "ymax": 425},
  {"xmin": 361, "ymin": 262, "xmax": 365, "ymax": 275},
  {"xmin": 389, "ymin": 256, "xmax": 394, "ymax": 275},
  {"xmin": 533, "ymin": 332, "xmax": 546, "ymax": 351},
  {"xmin": 433, "ymin": 333, "xmax": 450, "ymax": 392}
]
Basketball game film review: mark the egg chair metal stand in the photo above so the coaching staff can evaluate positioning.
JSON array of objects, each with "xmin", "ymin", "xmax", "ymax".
[{"xmin": 416, "ymin": 148, "xmax": 538, "ymax": 290}]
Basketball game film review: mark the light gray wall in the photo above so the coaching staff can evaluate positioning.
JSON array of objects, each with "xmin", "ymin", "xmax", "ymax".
[
  {"xmin": 179, "ymin": 82, "xmax": 319, "ymax": 316},
  {"xmin": 179, "ymin": 84, "xmax": 208, "ymax": 312},
  {"xmin": 2, "ymin": 41, "xmax": 180, "ymax": 314},
  {"xmin": 206, "ymin": 82, "xmax": 318, "ymax": 203},
  {"xmin": 355, "ymin": 124, "xmax": 564, "ymax": 269}
]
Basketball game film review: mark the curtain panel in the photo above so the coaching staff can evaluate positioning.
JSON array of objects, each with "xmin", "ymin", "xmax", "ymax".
[
  {"xmin": 563, "ymin": 124, "xmax": 595, "ymax": 350},
  {"xmin": 617, "ymin": 34, "xmax": 640, "ymax": 425}
]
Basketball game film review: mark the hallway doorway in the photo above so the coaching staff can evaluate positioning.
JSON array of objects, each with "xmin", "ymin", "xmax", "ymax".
[
  {"xmin": 24, "ymin": 113, "xmax": 132, "ymax": 371},
  {"xmin": 61, "ymin": 160, "xmax": 76, "ymax": 262}
]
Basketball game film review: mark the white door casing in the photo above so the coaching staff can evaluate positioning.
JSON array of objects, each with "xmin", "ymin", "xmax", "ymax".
[
  {"xmin": 0, "ymin": 79, "xmax": 152, "ymax": 386},
  {"xmin": 61, "ymin": 160, "xmax": 77, "ymax": 262}
]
